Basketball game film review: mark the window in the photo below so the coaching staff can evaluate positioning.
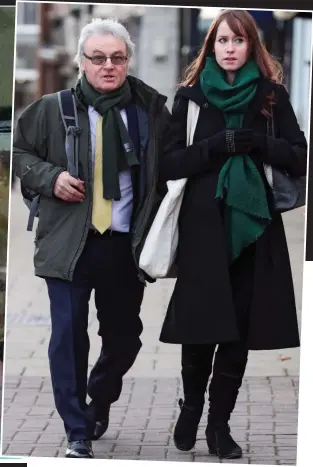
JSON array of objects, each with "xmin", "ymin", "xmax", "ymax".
[{"xmin": 17, "ymin": 2, "xmax": 38, "ymax": 25}]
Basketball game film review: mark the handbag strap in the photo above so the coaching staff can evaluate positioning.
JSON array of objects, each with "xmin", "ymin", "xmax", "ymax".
[
  {"xmin": 264, "ymin": 104, "xmax": 275, "ymax": 188},
  {"xmin": 267, "ymin": 104, "xmax": 275, "ymax": 138},
  {"xmin": 186, "ymin": 100, "xmax": 200, "ymax": 146}
]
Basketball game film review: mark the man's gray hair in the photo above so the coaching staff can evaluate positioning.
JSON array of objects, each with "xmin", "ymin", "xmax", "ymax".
[{"xmin": 74, "ymin": 17, "xmax": 135, "ymax": 76}]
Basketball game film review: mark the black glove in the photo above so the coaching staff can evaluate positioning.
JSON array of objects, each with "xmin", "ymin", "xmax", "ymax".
[
  {"xmin": 250, "ymin": 131, "xmax": 268, "ymax": 153},
  {"xmin": 209, "ymin": 129, "xmax": 257, "ymax": 155},
  {"xmin": 229, "ymin": 129, "xmax": 269, "ymax": 155},
  {"xmin": 229, "ymin": 129, "xmax": 258, "ymax": 154}
]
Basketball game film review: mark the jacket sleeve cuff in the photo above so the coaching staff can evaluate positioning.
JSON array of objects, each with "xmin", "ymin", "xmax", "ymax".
[
  {"xmin": 21, "ymin": 164, "xmax": 67, "ymax": 198},
  {"xmin": 49, "ymin": 168, "xmax": 67, "ymax": 197}
]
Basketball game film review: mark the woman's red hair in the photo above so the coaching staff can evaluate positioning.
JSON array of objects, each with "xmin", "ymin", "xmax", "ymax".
[{"xmin": 180, "ymin": 9, "xmax": 283, "ymax": 88}]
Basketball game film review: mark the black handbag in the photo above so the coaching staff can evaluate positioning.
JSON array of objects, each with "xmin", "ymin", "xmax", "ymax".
[{"xmin": 263, "ymin": 105, "xmax": 307, "ymax": 213}]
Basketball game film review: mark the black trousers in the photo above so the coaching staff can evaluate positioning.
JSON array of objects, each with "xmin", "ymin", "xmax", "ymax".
[
  {"xmin": 45, "ymin": 230, "xmax": 144, "ymax": 441},
  {"xmin": 181, "ymin": 242, "xmax": 255, "ymax": 424}
]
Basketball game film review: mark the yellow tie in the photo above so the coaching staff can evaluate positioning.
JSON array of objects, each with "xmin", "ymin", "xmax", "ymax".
[{"xmin": 92, "ymin": 116, "xmax": 112, "ymax": 233}]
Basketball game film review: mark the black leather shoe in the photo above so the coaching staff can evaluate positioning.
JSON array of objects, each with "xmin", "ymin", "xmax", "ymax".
[
  {"xmin": 92, "ymin": 418, "xmax": 109, "ymax": 440},
  {"xmin": 173, "ymin": 398, "xmax": 204, "ymax": 451},
  {"xmin": 86, "ymin": 402, "xmax": 110, "ymax": 440},
  {"xmin": 65, "ymin": 440, "xmax": 94, "ymax": 458},
  {"xmin": 206, "ymin": 424, "xmax": 242, "ymax": 459}
]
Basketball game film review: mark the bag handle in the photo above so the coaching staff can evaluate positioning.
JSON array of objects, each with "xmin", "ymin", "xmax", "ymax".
[{"xmin": 186, "ymin": 100, "xmax": 200, "ymax": 146}]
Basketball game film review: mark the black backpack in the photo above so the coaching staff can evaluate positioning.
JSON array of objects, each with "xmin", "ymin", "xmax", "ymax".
[{"xmin": 21, "ymin": 89, "xmax": 82, "ymax": 231}]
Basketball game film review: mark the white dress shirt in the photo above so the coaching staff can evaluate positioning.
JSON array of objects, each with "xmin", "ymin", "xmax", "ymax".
[{"xmin": 88, "ymin": 106, "xmax": 133, "ymax": 232}]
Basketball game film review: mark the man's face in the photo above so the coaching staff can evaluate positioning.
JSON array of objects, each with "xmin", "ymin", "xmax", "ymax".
[{"xmin": 82, "ymin": 33, "xmax": 129, "ymax": 92}]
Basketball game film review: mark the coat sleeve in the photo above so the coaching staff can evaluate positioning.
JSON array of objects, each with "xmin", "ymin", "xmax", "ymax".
[
  {"xmin": 12, "ymin": 96, "xmax": 66, "ymax": 198},
  {"xmin": 260, "ymin": 84, "xmax": 307, "ymax": 177},
  {"xmin": 159, "ymin": 94, "xmax": 227, "ymax": 183}
]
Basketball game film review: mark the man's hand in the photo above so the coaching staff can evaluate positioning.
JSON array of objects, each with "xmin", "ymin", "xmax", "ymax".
[{"xmin": 53, "ymin": 171, "xmax": 85, "ymax": 202}]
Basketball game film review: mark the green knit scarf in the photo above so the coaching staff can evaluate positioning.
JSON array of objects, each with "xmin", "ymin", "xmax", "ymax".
[
  {"xmin": 200, "ymin": 56, "xmax": 271, "ymax": 263},
  {"xmin": 76, "ymin": 73, "xmax": 139, "ymax": 200}
]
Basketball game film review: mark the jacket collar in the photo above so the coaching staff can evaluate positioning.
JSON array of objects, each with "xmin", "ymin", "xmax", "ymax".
[{"xmin": 127, "ymin": 75, "xmax": 168, "ymax": 111}]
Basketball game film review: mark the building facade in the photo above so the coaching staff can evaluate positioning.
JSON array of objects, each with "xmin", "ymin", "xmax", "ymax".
[{"xmin": 14, "ymin": 4, "xmax": 312, "ymax": 136}]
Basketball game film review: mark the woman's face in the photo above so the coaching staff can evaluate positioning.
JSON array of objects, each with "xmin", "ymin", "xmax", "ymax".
[{"xmin": 213, "ymin": 20, "xmax": 249, "ymax": 76}]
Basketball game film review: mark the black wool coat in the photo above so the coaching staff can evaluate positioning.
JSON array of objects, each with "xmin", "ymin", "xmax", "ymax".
[{"xmin": 158, "ymin": 77, "xmax": 307, "ymax": 350}]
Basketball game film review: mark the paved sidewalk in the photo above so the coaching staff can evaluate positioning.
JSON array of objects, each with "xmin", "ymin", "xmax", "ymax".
[{"xmin": 1, "ymin": 189, "xmax": 305, "ymax": 464}]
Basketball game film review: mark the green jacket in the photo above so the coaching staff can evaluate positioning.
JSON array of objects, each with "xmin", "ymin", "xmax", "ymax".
[{"xmin": 13, "ymin": 76, "xmax": 171, "ymax": 284}]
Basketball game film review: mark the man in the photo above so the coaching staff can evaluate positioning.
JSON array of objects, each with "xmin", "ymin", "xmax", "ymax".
[{"xmin": 13, "ymin": 18, "xmax": 170, "ymax": 459}]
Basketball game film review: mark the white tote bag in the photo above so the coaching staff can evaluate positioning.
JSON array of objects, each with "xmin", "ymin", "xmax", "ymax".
[{"xmin": 139, "ymin": 100, "xmax": 200, "ymax": 278}]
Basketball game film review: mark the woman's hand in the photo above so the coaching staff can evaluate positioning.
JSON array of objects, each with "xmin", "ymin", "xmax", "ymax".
[{"xmin": 210, "ymin": 128, "xmax": 260, "ymax": 154}]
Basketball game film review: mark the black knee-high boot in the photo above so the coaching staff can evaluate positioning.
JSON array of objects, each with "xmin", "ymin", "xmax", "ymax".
[
  {"xmin": 205, "ymin": 345, "xmax": 248, "ymax": 459},
  {"xmin": 174, "ymin": 344, "xmax": 215, "ymax": 451},
  {"xmin": 205, "ymin": 373, "xmax": 243, "ymax": 458}
]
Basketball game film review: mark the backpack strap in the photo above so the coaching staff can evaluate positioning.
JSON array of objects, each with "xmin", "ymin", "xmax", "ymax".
[
  {"xmin": 26, "ymin": 195, "xmax": 40, "ymax": 232},
  {"xmin": 57, "ymin": 89, "xmax": 81, "ymax": 178},
  {"xmin": 26, "ymin": 90, "xmax": 82, "ymax": 232}
]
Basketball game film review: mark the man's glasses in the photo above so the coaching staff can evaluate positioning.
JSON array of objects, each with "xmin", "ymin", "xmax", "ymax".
[{"xmin": 83, "ymin": 53, "xmax": 128, "ymax": 66}]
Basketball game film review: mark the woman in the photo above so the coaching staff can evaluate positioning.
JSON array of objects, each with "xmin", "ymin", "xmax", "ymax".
[{"xmin": 158, "ymin": 9, "xmax": 307, "ymax": 460}]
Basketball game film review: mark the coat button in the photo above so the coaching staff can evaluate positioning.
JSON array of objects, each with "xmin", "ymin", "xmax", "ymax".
[{"xmin": 203, "ymin": 103, "xmax": 208, "ymax": 108}]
